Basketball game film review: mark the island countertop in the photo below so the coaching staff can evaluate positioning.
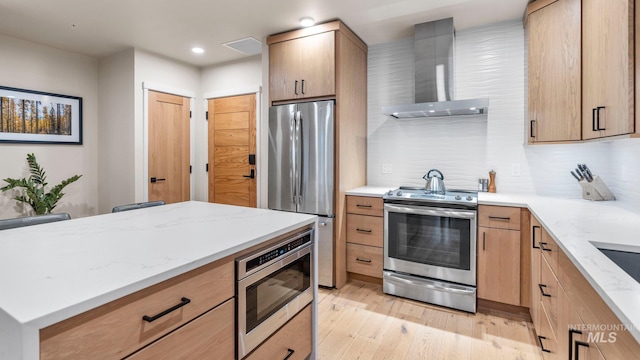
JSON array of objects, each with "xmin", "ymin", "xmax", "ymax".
[{"xmin": 0, "ymin": 201, "xmax": 316, "ymax": 359}]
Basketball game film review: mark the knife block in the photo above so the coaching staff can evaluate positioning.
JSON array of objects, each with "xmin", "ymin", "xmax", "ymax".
[{"xmin": 579, "ymin": 176, "xmax": 615, "ymax": 201}]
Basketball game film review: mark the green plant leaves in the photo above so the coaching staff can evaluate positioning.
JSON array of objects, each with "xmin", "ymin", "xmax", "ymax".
[{"xmin": 0, "ymin": 153, "xmax": 82, "ymax": 215}]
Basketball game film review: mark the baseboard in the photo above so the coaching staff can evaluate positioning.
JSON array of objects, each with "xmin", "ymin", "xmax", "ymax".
[
  {"xmin": 477, "ymin": 298, "xmax": 532, "ymax": 323},
  {"xmin": 348, "ymin": 272, "xmax": 383, "ymax": 285}
]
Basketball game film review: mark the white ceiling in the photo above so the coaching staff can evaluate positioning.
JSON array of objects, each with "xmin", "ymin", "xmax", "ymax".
[{"xmin": 0, "ymin": 0, "xmax": 529, "ymax": 67}]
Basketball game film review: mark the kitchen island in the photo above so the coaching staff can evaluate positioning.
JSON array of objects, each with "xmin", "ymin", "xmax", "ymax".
[{"xmin": 0, "ymin": 201, "xmax": 317, "ymax": 359}]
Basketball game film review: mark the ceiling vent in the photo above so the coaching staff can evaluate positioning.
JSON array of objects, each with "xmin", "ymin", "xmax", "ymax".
[{"xmin": 222, "ymin": 37, "xmax": 263, "ymax": 56}]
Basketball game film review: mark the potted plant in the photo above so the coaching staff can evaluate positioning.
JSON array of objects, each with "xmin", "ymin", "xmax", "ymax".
[{"xmin": 1, "ymin": 153, "xmax": 82, "ymax": 215}]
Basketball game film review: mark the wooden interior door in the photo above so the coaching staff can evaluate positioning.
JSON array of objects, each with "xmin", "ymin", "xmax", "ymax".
[
  {"xmin": 208, "ymin": 94, "xmax": 256, "ymax": 207},
  {"xmin": 148, "ymin": 90, "xmax": 190, "ymax": 204}
]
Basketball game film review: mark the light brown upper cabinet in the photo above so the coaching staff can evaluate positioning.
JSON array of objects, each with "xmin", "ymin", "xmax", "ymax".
[
  {"xmin": 582, "ymin": 0, "xmax": 635, "ymax": 139},
  {"xmin": 269, "ymin": 31, "xmax": 336, "ymax": 102},
  {"xmin": 527, "ymin": 0, "xmax": 581, "ymax": 143},
  {"xmin": 526, "ymin": 0, "xmax": 635, "ymax": 143}
]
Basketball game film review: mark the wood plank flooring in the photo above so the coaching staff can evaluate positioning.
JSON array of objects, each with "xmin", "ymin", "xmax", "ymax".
[{"xmin": 318, "ymin": 280, "xmax": 543, "ymax": 360}]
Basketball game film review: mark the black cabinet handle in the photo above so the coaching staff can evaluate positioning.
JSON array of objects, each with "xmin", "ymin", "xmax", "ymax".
[
  {"xmin": 592, "ymin": 108, "xmax": 597, "ymax": 131},
  {"xmin": 356, "ymin": 204, "xmax": 372, "ymax": 208},
  {"xmin": 356, "ymin": 228, "xmax": 372, "ymax": 233},
  {"xmin": 538, "ymin": 335, "xmax": 551, "ymax": 353},
  {"xmin": 596, "ymin": 106, "xmax": 606, "ymax": 130},
  {"xmin": 483, "ymin": 232, "xmax": 486, "ymax": 251},
  {"xmin": 540, "ymin": 242, "xmax": 552, "ymax": 252},
  {"xmin": 538, "ymin": 284, "xmax": 551, "ymax": 297},
  {"xmin": 243, "ymin": 169, "xmax": 255, "ymax": 179},
  {"xmin": 569, "ymin": 328, "xmax": 583, "ymax": 360},
  {"xmin": 150, "ymin": 177, "xmax": 166, "ymax": 183},
  {"xmin": 356, "ymin": 257, "xmax": 372, "ymax": 263},
  {"xmin": 532, "ymin": 225, "xmax": 540, "ymax": 249},
  {"xmin": 301, "ymin": 79, "xmax": 305, "ymax": 95},
  {"xmin": 530, "ymin": 120, "xmax": 536, "ymax": 138},
  {"xmin": 283, "ymin": 348, "xmax": 295, "ymax": 360},
  {"xmin": 575, "ymin": 340, "xmax": 589, "ymax": 358},
  {"xmin": 294, "ymin": 80, "xmax": 298, "ymax": 95},
  {"xmin": 142, "ymin": 297, "xmax": 191, "ymax": 322},
  {"xmin": 488, "ymin": 216, "xmax": 510, "ymax": 221}
]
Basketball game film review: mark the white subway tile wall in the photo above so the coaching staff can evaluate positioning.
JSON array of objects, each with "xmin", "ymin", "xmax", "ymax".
[{"xmin": 367, "ymin": 20, "xmax": 636, "ymax": 209}]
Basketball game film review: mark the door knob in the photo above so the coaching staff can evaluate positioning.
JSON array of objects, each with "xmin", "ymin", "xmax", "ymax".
[
  {"xmin": 150, "ymin": 177, "xmax": 166, "ymax": 183},
  {"xmin": 243, "ymin": 169, "xmax": 255, "ymax": 179}
]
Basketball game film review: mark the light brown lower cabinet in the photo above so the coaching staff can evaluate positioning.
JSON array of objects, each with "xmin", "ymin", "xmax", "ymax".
[
  {"xmin": 477, "ymin": 227, "xmax": 521, "ymax": 306},
  {"xmin": 125, "ymin": 299, "xmax": 235, "ymax": 360},
  {"xmin": 346, "ymin": 243, "xmax": 383, "ymax": 278},
  {"xmin": 245, "ymin": 304, "xmax": 312, "ymax": 360},
  {"xmin": 531, "ymin": 213, "xmax": 640, "ymax": 359}
]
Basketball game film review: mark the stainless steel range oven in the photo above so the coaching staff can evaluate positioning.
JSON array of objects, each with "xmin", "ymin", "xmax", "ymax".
[
  {"xmin": 236, "ymin": 229, "xmax": 314, "ymax": 358},
  {"xmin": 383, "ymin": 187, "xmax": 477, "ymax": 313}
]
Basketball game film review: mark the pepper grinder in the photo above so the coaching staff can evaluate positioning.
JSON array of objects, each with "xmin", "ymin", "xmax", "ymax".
[{"xmin": 488, "ymin": 170, "xmax": 497, "ymax": 193}]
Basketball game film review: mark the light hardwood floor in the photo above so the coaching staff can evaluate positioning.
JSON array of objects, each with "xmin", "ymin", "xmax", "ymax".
[{"xmin": 318, "ymin": 280, "xmax": 543, "ymax": 360}]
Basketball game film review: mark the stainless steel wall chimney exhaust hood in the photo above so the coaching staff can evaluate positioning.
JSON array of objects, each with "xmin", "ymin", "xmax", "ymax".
[{"xmin": 382, "ymin": 18, "xmax": 489, "ymax": 119}]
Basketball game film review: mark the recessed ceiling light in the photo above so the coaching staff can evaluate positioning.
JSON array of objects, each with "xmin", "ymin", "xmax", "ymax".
[
  {"xmin": 429, "ymin": 110, "xmax": 435, "ymax": 113},
  {"xmin": 469, "ymin": 107, "xmax": 476, "ymax": 110},
  {"xmin": 300, "ymin": 17, "xmax": 315, "ymax": 27},
  {"xmin": 192, "ymin": 47, "xmax": 204, "ymax": 54}
]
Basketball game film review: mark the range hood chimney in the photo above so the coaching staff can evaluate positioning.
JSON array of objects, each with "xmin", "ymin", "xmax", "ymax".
[{"xmin": 382, "ymin": 18, "xmax": 489, "ymax": 119}]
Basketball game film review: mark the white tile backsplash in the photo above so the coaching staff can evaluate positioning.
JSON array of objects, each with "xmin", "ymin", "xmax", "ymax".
[{"xmin": 367, "ymin": 20, "xmax": 632, "ymax": 204}]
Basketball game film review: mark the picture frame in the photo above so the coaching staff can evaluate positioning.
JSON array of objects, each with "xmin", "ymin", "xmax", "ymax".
[{"xmin": 0, "ymin": 86, "xmax": 82, "ymax": 145}]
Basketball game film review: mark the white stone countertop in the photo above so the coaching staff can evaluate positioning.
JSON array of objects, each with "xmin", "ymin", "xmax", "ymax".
[
  {"xmin": 0, "ymin": 201, "xmax": 316, "ymax": 360},
  {"xmin": 347, "ymin": 186, "xmax": 640, "ymax": 343}
]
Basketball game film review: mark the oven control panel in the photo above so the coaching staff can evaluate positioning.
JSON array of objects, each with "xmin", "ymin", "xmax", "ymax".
[{"xmin": 245, "ymin": 233, "xmax": 311, "ymax": 272}]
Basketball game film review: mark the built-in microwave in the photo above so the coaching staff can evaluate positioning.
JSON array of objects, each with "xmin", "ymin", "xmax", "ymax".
[{"xmin": 236, "ymin": 229, "xmax": 314, "ymax": 358}]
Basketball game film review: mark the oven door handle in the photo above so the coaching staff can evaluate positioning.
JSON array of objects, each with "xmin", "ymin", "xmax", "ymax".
[
  {"xmin": 385, "ymin": 271, "xmax": 476, "ymax": 295},
  {"xmin": 384, "ymin": 203, "xmax": 476, "ymax": 220}
]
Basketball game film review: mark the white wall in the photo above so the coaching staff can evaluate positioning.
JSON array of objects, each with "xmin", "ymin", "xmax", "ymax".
[
  {"xmin": 133, "ymin": 49, "xmax": 201, "ymax": 203},
  {"xmin": 0, "ymin": 34, "xmax": 98, "ymax": 219},
  {"xmin": 367, "ymin": 20, "xmax": 612, "ymax": 199},
  {"xmin": 201, "ymin": 56, "xmax": 264, "ymax": 205},
  {"xmin": 98, "ymin": 49, "xmax": 135, "ymax": 214}
]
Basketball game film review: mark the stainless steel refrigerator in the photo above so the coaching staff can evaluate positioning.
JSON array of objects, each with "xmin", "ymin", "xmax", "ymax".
[{"xmin": 268, "ymin": 100, "xmax": 335, "ymax": 287}]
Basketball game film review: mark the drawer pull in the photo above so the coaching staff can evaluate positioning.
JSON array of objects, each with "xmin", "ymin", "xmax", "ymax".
[
  {"xmin": 532, "ymin": 225, "xmax": 541, "ymax": 249},
  {"xmin": 356, "ymin": 257, "xmax": 372, "ymax": 263},
  {"xmin": 283, "ymin": 348, "xmax": 295, "ymax": 360},
  {"xmin": 356, "ymin": 204, "xmax": 372, "ymax": 208},
  {"xmin": 488, "ymin": 216, "xmax": 510, "ymax": 221},
  {"xmin": 569, "ymin": 329, "xmax": 583, "ymax": 360},
  {"xmin": 537, "ymin": 335, "xmax": 551, "ymax": 353},
  {"xmin": 356, "ymin": 228, "xmax": 372, "ymax": 233},
  {"xmin": 539, "ymin": 242, "xmax": 552, "ymax": 252},
  {"xmin": 538, "ymin": 284, "xmax": 551, "ymax": 297},
  {"xmin": 142, "ymin": 297, "xmax": 191, "ymax": 322},
  {"xmin": 575, "ymin": 340, "xmax": 589, "ymax": 358}
]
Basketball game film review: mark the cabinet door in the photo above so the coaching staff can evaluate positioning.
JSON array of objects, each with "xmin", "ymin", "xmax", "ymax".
[
  {"xmin": 527, "ymin": 0, "xmax": 581, "ymax": 143},
  {"xmin": 269, "ymin": 32, "xmax": 335, "ymax": 102},
  {"xmin": 477, "ymin": 227, "xmax": 521, "ymax": 305},
  {"xmin": 245, "ymin": 305, "xmax": 312, "ymax": 360},
  {"xmin": 582, "ymin": 0, "xmax": 634, "ymax": 139}
]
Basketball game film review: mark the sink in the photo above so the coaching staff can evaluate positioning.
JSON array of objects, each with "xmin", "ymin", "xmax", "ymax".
[{"xmin": 591, "ymin": 242, "xmax": 640, "ymax": 283}]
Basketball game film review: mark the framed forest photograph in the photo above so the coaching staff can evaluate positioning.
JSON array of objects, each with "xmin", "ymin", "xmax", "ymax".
[{"xmin": 0, "ymin": 86, "xmax": 82, "ymax": 144}]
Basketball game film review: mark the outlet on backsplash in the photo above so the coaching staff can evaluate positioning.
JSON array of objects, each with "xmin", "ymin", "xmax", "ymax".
[
  {"xmin": 381, "ymin": 163, "xmax": 393, "ymax": 174},
  {"xmin": 511, "ymin": 163, "xmax": 520, "ymax": 177}
]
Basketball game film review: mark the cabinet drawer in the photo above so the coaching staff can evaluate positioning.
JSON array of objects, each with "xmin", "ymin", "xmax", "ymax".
[
  {"xmin": 245, "ymin": 304, "xmax": 312, "ymax": 360},
  {"xmin": 478, "ymin": 205, "xmax": 521, "ymax": 230},
  {"xmin": 539, "ymin": 302, "xmax": 558, "ymax": 359},
  {"xmin": 347, "ymin": 214, "xmax": 383, "ymax": 247},
  {"xmin": 346, "ymin": 243, "xmax": 383, "ymax": 278},
  {"xmin": 346, "ymin": 196, "xmax": 383, "ymax": 217},
  {"xmin": 539, "ymin": 255, "xmax": 559, "ymax": 335},
  {"xmin": 125, "ymin": 298, "xmax": 234, "ymax": 360},
  {"xmin": 539, "ymin": 229, "xmax": 559, "ymax": 274},
  {"xmin": 40, "ymin": 259, "xmax": 234, "ymax": 360}
]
